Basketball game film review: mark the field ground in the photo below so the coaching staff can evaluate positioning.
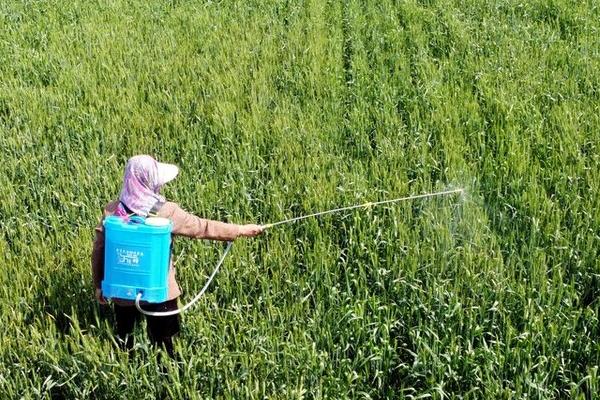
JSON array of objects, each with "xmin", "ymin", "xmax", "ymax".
[{"xmin": 0, "ymin": 0, "xmax": 599, "ymax": 398}]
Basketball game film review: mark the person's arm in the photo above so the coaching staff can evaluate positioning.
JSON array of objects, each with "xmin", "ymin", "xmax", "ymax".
[
  {"xmin": 163, "ymin": 203, "xmax": 263, "ymax": 240},
  {"xmin": 91, "ymin": 221, "xmax": 107, "ymax": 304}
]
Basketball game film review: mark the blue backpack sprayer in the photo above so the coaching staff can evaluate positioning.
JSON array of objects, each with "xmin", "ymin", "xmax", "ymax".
[
  {"xmin": 101, "ymin": 188, "xmax": 463, "ymax": 317},
  {"xmin": 102, "ymin": 216, "xmax": 173, "ymax": 303}
]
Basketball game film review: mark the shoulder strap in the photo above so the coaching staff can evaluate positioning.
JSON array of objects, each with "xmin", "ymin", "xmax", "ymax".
[
  {"xmin": 148, "ymin": 200, "xmax": 165, "ymax": 217},
  {"xmin": 119, "ymin": 201, "xmax": 134, "ymax": 215}
]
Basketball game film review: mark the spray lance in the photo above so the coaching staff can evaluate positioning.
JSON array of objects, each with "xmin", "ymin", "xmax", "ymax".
[{"xmin": 133, "ymin": 188, "xmax": 464, "ymax": 316}]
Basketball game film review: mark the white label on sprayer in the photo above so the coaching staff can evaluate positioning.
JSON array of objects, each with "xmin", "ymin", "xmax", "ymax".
[{"xmin": 116, "ymin": 248, "xmax": 144, "ymax": 266}]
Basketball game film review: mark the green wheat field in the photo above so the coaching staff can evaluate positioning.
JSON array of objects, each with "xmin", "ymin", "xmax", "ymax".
[{"xmin": 1, "ymin": 0, "xmax": 599, "ymax": 398}]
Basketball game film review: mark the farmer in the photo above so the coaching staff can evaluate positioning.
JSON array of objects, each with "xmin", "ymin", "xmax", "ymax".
[{"xmin": 91, "ymin": 155, "xmax": 263, "ymax": 358}]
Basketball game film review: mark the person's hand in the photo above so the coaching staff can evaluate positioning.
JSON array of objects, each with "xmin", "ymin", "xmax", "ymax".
[
  {"xmin": 238, "ymin": 224, "xmax": 265, "ymax": 238},
  {"xmin": 95, "ymin": 288, "xmax": 107, "ymax": 305}
]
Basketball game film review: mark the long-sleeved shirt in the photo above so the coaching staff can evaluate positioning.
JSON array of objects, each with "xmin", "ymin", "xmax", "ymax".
[{"xmin": 91, "ymin": 200, "xmax": 240, "ymax": 305}]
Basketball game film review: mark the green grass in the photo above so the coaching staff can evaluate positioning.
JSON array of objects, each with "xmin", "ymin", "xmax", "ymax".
[{"xmin": 0, "ymin": 0, "xmax": 599, "ymax": 398}]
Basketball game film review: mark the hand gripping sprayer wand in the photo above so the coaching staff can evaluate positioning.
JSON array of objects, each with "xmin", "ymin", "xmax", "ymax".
[{"xmin": 135, "ymin": 188, "xmax": 464, "ymax": 316}]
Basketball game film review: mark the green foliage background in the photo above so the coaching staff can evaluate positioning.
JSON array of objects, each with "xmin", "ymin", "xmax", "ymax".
[{"xmin": 0, "ymin": 0, "xmax": 598, "ymax": 398}]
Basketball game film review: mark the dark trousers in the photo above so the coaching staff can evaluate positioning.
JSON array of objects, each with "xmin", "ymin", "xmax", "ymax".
[{"xmin": 114, "ymin": 299, "xmax": 180, "ymax": 358}]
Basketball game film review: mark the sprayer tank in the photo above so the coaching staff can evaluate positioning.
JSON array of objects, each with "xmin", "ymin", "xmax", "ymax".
[{"xmin": 101, "ymin": 216, "xmax": 172, "ymax": 303}]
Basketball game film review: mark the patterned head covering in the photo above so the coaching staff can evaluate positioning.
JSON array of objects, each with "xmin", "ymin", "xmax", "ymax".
[{"xmin": 116, "ymin": 155, "xmax": 179, "ymax": 217}]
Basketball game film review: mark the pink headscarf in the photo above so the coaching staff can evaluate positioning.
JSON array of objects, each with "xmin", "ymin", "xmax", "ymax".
[{"xmin": 116, "ymin": 155, "xmax": 179, "ymax": 217}]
